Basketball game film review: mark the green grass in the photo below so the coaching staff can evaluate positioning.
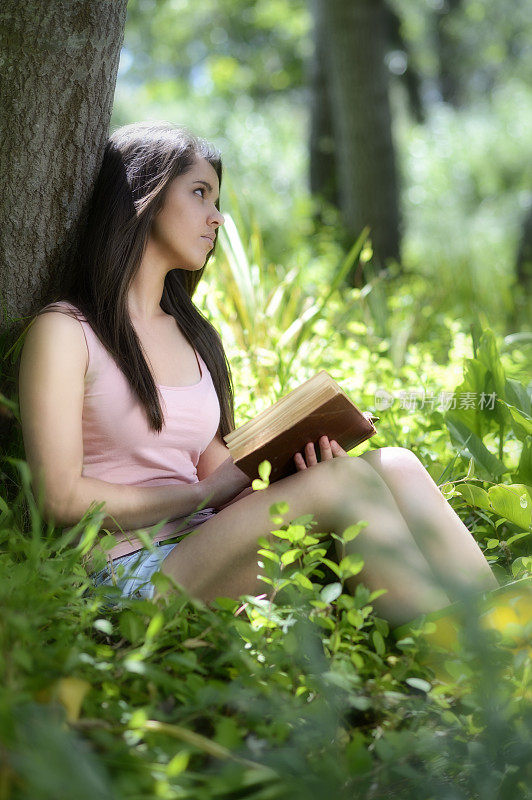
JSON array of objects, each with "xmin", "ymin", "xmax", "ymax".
[{"xmin": 1, "ymin": 219, "xmax": 531, "ymax": 799}]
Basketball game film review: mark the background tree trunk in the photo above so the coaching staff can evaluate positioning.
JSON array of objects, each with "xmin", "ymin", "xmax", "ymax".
[
  {"xmin": 316, "ymin": 0, "xmax": 401, "ymax": 281},
  {"xmin": 0, "ymin": 0, "xmax": 128, "ymax": 334},
  {"xmin": 308, "ymin": 0, "xmax": 339, "ymax": 210},
  {"xmin": 434, "ymin": 0, "xmax": 464, "ymax": 106},
  {"xmin": 516, "ymin": 204, "xmax": 532, "ymax": 293}
]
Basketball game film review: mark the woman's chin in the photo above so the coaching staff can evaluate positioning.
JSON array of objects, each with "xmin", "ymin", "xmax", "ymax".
[{"xmin": 170, "ymin": 260, "xmax": 206, "ymax": 273}]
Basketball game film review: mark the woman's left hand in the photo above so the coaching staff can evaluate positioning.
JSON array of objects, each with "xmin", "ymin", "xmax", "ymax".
[{"xmin": 294, "ymin": 435, "xmax": 349, "ymax": 470}]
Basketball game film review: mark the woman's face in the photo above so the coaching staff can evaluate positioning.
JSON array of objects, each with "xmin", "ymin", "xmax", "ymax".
[{"xmin": 149, "ymin": 157, "xmax": 224, "ymax": 271}]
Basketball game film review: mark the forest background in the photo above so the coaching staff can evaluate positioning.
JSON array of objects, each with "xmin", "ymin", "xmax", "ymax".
[{"xmin": 1, "ymin": 0, "xmax": 532, "ymax": 798}]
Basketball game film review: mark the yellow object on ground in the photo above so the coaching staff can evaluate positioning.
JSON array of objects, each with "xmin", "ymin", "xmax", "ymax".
[{"xmin": 392, "ymin": 576, "xmax": 532, "ymax": 683}]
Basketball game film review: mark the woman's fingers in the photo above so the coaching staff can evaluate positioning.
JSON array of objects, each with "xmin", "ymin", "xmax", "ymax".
[
  {"xmin": 294, "ymin": 437, "xmax": 349, "ymax": 471},
  {"xmin": 318, "ymin": 435, "xmax": 333, "ymax": 460},
  {"xmin": 294, "ymin": 452, "xmax": 306, "ymax": 470},
  {"xmin": 330, "ymin": 439, "xmax": 349, "ymax": 457},
  {"xmin": 305, "ymin": 441, "xmax": 318, "ymax": 467}
]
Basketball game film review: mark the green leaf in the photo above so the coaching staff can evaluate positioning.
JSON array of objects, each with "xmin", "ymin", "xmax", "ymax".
[
  {"xmin": 129, "ymin": 709, "xmax": 147, "ymax": 729},
  {"xmin": 368, "ymin": 588, "xmax": 388, "ymax": 603},
  {"xmin": 119, "ymin": 611, "xmax": 145, "ymax": 644},
  {"xmin": 455, "ymin": 483, "xmax": 492, "ymax": 510},
  {"xmin": 293, "ymin": 573, "xmax": 313, "ymax": 590},
  {"xmin": 339, "ymin": 554, "xmax": 364, "ymax": 577},
  {"xmin": 150, "ymin": 571, "xmax": 173, "ymax": 594},
  {"xmin": 269, "ymin": 500, "xmax": 290, "ymax": 518},
  {"xmin": 210, "ymin": 597, "xmax": 239, "ymax": 612},
  {"xmin": 506, "ymin": 530, "xmax": 530, "ymax": 547},
  {"xmin": 93, "ymin": 619, "xmax": 113, "ymax": 635},
  {"xmin": 258, "ymin": 460, "xmax": 271, "ymax": 483},
  {"xmin": 487, "ymin": 484, "xmax": 532, "ymax": 530},
  {"xmin": 270, "ymin": 528, "xmax": 294, "ymax": 540},
  {"xmin": 257, "ymin": 548, "xmax": 280, "ymax": 563},
  {"xmin": 405, "ymin": 677, "xmax": 432, "ymax": 693},
  {"xmin": 314, "ymin": 615, "xmax": 336, "ymax": 631},
  {"xmin": 440, "ymin": 482, "xmax": 457, "ymax": 499},
  {"xmin": 374, "ymin": 617, "xmax": 389, "ymax": 637},
  {"xmin": 289, "ymin": 513, "xmax": 316, "ymax": 527},
  {"xmin": 445, "ymin": 413, "xmax": 507, "ymax": 478},
  {"xmin": 145, "ymin": 613, "xmax": 164, "ymax": 642},
  {"xmin": 505, "ymin": 377, "xmax": 532, "ymax": 417},
  {"xmin": 478, "ymin": 329, "xmax": 506, "ymax": 402},
  {"xmin": 347, "ymin": 609, "xmax": 364, "ymax": 628},
  {"xmin": 372, "ymin": 630, "xmax": 386, "ymax": 656},
  {"xmin": 281, "ymin": 548, "xmax": 302, "ymax": 566},
  {"xmin": 320, "ymin": 582, "xmax": 343, "ymax": 604},
  {"xmin": 350, "ymin": 650, "xmax": 365, "ymax": 669},
  {"xmin": 166, "ymin": 751, "xmax": 190, "ymax": 777},
  {"xmin": 511, "ymin": 556, "xmax": 532, "ymax": 578},
  {"xmin": 341, "ymin": 521, "xmax": 368, "ymax": 542},
  {"xmin": 321, "ymin": 558, "xmax": 341, "ymax": 577},
  {"xmin": 286, "ymin": 524, "xmax": 306, "ymax": 542},
  {"xmin": 98, "ymin": 534, "xmax": 118, "ymax": 552},
  {"xmin": 505, "ymin": 403, "xmax": 532, "ymax": 439},
  {"xmin": 516, "ymin": 437, "xmax": 532, "ymax": 485}
]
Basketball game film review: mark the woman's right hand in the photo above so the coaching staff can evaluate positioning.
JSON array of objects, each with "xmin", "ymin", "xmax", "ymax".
[
  {"xmin": 200, "ymin": 455, "xmax": 252, "ymax": 510},
  {"xmin": 294, "ymin": 435, "xmax": 349, "ymax": 470}
]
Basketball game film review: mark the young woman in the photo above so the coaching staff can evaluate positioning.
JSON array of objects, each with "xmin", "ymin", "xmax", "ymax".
[{"xmin": 18, "ymin": 121, "xmax": 498, "ymax": 628}]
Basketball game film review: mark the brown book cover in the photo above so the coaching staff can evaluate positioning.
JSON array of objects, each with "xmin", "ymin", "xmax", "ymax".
[{"xmin": 223, "ymin": 370, "xmax": 378, "ymax": 483}]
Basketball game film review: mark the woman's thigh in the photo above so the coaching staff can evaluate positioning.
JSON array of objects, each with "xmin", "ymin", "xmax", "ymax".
[{"xmin": 159, "ymin": 455, "xmax": 379, "ymax": 604}]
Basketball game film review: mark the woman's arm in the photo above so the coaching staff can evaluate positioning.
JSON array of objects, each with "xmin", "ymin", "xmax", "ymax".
[
  {"xmin": 18, "ymin": 312, "xmax": 210, "ymax": 531},
  {"xmin": 197, "ymin": 430, "xmax": 253, "ymax": 511}
]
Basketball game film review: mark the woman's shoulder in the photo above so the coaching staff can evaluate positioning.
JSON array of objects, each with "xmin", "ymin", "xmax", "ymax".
[
  {"xmin": 25, "ymin": 301, "xmax": 89, "ymax": 374},
  {"xmin": 39, "ymin": 299, "xmax": 87, "ymax": 321}
]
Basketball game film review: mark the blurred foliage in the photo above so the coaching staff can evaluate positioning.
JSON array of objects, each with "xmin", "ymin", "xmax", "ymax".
[
  {"xmin": 113, "ymin": 0, "xmax": 532, "ymax": 329},
  {"xmin": 391, "ymin": 0, "xmax": 532, "ymax": 102},
  {"xmin": 123, "ymin": 0, "xmax": 310, "ymax": 98}
]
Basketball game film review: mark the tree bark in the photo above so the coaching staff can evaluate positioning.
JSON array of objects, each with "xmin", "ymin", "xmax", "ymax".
[
  {"xmin": 516, "ymin": 204, "xmax": 532, "ymax": 291},
  {"xmin": 434, "ymin": 0, "xmax": 463, "ymax": 106},
  {"xmin": 308, "ymin": 0, "xmax": 339, "ymax": 209},
  {"xmin": 316, "ymin": 0, "xmax": 401, "ymax": 277},
  {"xmin": 0, "ymin": 0, "xmax": 128, "ymax": 333}
]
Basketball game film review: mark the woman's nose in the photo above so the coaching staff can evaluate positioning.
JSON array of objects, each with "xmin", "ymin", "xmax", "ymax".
[{"xmin": 212, "ymin": 209, "xmax": 225, "ymax": 228}]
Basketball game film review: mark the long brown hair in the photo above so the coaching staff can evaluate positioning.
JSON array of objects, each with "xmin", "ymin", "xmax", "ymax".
[{"xmin": 38, "ymin": 121, "xmax": 235, "ymax": 436}]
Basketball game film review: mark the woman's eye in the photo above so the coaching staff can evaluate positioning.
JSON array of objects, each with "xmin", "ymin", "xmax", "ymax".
[{"xmin": 194, "ymin": 187, "xmax": 205, "ymax": 198}]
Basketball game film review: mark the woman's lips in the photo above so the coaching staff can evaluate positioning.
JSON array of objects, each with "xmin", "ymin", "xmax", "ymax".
[{"xmin": 201, "ymin": 236, "xmax": 214, "ymax": 248}]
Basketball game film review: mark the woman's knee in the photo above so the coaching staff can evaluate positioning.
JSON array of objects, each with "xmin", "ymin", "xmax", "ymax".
[
  {"xmin": 359, "ymin": 446, "xmax": 423, "ymax": 475},
  {"xmin": 298, "ymin": 454, "xmax": 388, "ymax": 509}
]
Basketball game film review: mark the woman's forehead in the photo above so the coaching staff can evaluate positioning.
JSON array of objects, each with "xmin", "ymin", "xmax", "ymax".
[
  {"xmin": 190, "ymin": 157, "xmax": 218, "ymax": 180},
  {"xmin": 186, "ymin": 158, "xmax": 220, "ymax": 195}
]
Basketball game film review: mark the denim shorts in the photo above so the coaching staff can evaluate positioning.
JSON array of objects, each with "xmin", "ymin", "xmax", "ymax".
[{"xmin": 91, "ymin": 541, "xmax": 178, "ymax": 603}]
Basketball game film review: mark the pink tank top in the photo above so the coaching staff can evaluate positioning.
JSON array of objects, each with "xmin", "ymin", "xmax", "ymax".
[{"xmin": 45, "ymin": 301, "xmax": 220, "ymax": 560}]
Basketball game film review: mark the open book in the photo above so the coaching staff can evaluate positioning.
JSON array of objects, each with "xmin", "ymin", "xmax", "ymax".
[{"xmin": 223, "ymin": 370, "xmax": 379, "ymax": 483}]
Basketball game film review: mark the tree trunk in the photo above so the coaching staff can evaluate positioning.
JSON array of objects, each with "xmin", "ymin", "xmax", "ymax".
[
  {"xmin": 0, "ymin": 0, "xmax": 127, "ymax": 459},
  {"xmin": 434, "ymin": 0, "xmax": 463, "ymax": 106},
  {"xmin": 0, "ymin": 0, "xmax": 128, "ymax": 333},
  {"xmin": 516, "ymin": 204, "xmax": 532, "ymax": 293},
  {"xmin": 308, "ymin": 0, "xmax": 339, "ymax": 210},
  {"xmin": 317, "ymin": 0, "xmax": 401, "ymax": 278}
]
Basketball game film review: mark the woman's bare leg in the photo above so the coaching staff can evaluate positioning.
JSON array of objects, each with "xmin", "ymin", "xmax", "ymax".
[
  {"xmin": 160, "ymin": 456, "xmax": 450, "ymax": 628},
  {"xmin": 358, "ymin": 447, "xmax": 499, "ymax": 600}
]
